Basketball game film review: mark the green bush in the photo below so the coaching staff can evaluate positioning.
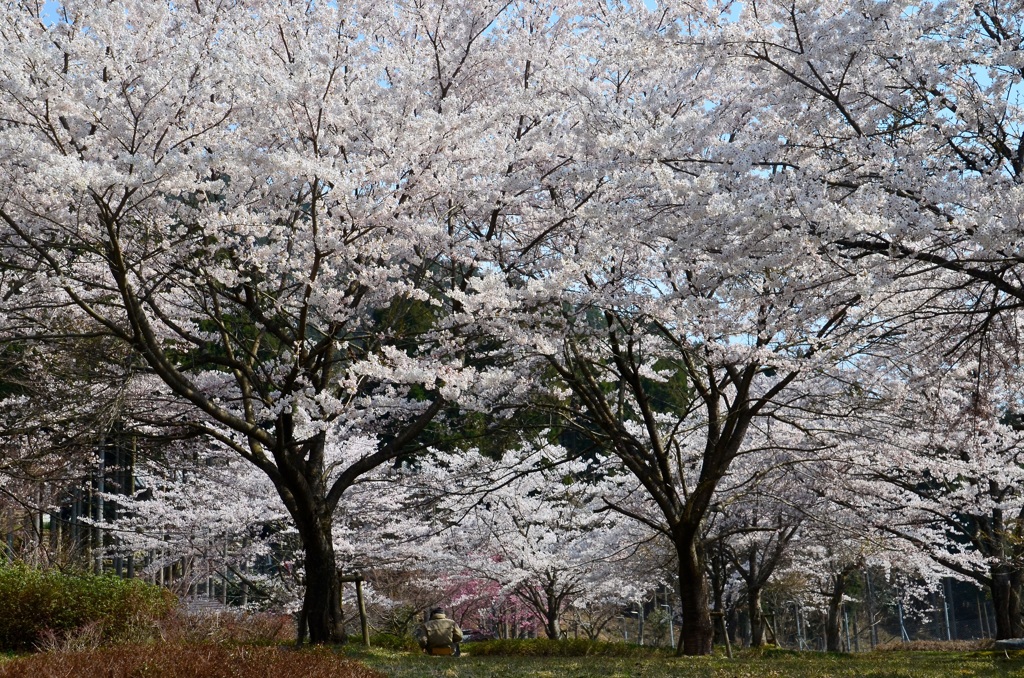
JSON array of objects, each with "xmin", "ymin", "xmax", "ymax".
[{"xmin": 0, "ymin": 563, "xmax": 176, "ymax": 651}]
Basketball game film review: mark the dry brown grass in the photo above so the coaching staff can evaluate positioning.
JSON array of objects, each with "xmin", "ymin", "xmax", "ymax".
[
  {"xmin": 157, "ymin": 610, "xmax": 295, "ymax": 646},
  {"xmin": 0, "ymin": 644, "xmax": 385, "ymax": 678},
  {"xmin": 27, "ymin": 609, "xmax": 296, "ymax": 655}
]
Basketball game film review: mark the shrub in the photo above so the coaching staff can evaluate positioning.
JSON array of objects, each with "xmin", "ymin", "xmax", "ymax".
[
  {"xmin": 0, "ymin": 563, "xmax": 176, "ymax": 651},
  {"xmin": 0, "ymin": 644, "xmax": 385, "ymax": 678}
]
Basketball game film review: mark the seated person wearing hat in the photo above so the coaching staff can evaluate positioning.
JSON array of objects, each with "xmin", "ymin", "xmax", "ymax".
[{"xmin": 414, "ymin": 608, "xmax": 464, "ymax": 656}]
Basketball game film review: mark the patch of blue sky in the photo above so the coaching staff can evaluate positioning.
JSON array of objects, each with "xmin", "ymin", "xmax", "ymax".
[{"xmin": 41, "ymin": 0, "xmax": 60, "ymax": 25}]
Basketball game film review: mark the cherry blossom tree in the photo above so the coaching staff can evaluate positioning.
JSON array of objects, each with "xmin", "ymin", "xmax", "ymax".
[
  {"xmin": 837, "ymin": 340, "xmax": 1024, "ymax": 639},
  {"xmin": 702, "ymin": 0, "xmax": 1024, "ymax": 638},
  {"xmin": 0, "ymin": 335, "xmax": 143, "ymax": 566},
  {"xmin": 482, "ymin": 113, "xmax": 909, "ymax": 654},
  {"xmin": 432, "ymin": 445, "xmax": 656, "ymax": 640},
  {"xmin": 706, "ymin": 454, "xmax": 808, "ymax": 647},
  {"xmin": 714, "ymin": 0, "xmax": 1024, "ymax": 312},
  {"xmin": 0, "ymin": 0, "xmax": 599, "ymax": 642},
  {"xmin": 99, "ymin": 436, "xmax": 298, "ymax": 604},
  {"xmin": 4, "ymin": 0, "xmax": 1022, "ymax": 653}
]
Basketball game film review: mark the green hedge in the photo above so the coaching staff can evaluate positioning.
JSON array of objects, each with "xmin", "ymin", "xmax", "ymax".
[{"xmin": 0, "ymin": 563, "xmax": 176, "ymax": 650}]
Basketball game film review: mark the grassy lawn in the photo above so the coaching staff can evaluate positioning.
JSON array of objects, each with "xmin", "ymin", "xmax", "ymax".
[
  {"xmin": 346, "ymin": 647, "xmax": 1024, "ymax": 678},
  {"xmin": 2, "ymin": 642, "xmax": 1024, "ymax": 677},
  {"xmin": 3, "ymin": 634, "xmax": 1024, "ymax": 678}
]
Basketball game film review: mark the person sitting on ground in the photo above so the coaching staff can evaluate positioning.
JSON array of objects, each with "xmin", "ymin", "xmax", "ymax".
[{"xmin": 414, "ymin": 607, "xmax": 463, "ymax": 656}]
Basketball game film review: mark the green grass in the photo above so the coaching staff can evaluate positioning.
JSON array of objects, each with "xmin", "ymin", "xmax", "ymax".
[
  {"xmin": 344, "ymin": 646, "xmax": 1024, "ymax": 678},
  {"xmin": 3, "ymin": 639, "xmax": 1024, "ymax": 677},
  {"xmin": 462, "ymin": 638, "xmax": 670, "ymax": 657}
]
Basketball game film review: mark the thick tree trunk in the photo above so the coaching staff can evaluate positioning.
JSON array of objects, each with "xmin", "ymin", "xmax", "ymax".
[
  {"xmin": 297, "ymin": 518, "xmax": 345, "ymax": 644},
  {"xmin": 544, "ymin": 610, "xmax": 560, "ymax": 639},
  {"xmin": 748, "ymin": 586, "xmax": 765, "ymax": 647},
  {"xmin": 990, "ymin": 569, "xmax": 1024, "ymax": 640},
  {"xmin": 544, "ymin": 586, "xmax": 562, "ymax": 639},
  {"xmin": 825, "ymin": 603, "xmax": 842, "ymax": 651},
  {"xmin": 676, "ymin": 539, "xmax": 713, "ymax": 656},
  {"xmin": 825, "ymin": 573, "xmax": 848, "ymax": 652}
]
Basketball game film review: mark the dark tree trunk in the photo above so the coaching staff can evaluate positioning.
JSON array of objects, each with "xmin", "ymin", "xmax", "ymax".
[
  {"xmin": 298, "ymin": 519, "xmax": 345, "ymax": 644},
  {"xmin": 990, "ymin": 568, "xmax": 1024, "ymax": 640},
  {"xmin": 825, "ymin": 571, "xmax": 850, "ymax": 652},
  {"xmin": 544, "ymin": 586, "xmax": 562, "ymax": 639},
  {"xmin": 676, "ymin": 539, "xmax": 713, "ymax": 656},
  {"xmin": 748, "ymin": 586, "xmax": 765, "ymax": 647},
  {"xmin": 270, "ymin": 426, "xmax": 346, "ymax": 646},
  {"xmin": 825, "ymin": 603, "xmax": 842, "ymax": 652},
  {"xmin": 544, "ymin": 610, "xmax": 560, "ymax": 639},
  {"xmin": 516, "ymin": 582, "xmax": 564, "ymax": 640}
]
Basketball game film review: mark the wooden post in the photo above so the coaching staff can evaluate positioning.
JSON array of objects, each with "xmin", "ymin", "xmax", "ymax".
[
  {"xmin": 126, "ymin": 439, "xmax": 136, "ymax": 579},
  {"xmin": 95, "ymin": 450, "xmax": 104, "ymax": 574},
  {"xmin": 764, "ymin": 612, "xmax": 779, "ymax": 647},
  {"xmin": 977, "ymin": 593, "xmax": 989, "ymax": 638},
  {"xmin": 711, "ymin": 611, "xmax": 732, "ymax": 658},
  {"xmin": 356, "ymin": 579, "xmax": 370, "ymax": 648},
  {"xmin": 340, "ymin": 573, "xmax": 371, "ymax": 648},
  {"xmin": 865, "ymin": 570, "xmax": 878, "ymax": 649},
  {"xmin": 852, "ymin": 611, "xmax": 861, "ymax": 652}
]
